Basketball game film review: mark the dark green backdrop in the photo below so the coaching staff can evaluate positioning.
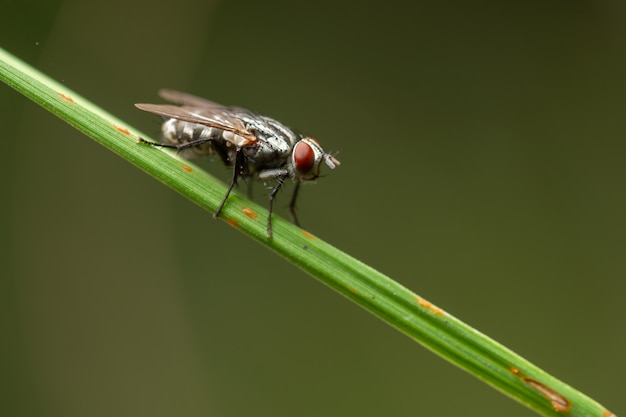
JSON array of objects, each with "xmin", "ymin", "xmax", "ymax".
[{"xmin": 1, "ymin": 1, "xmax": 623, "ymax": 416}]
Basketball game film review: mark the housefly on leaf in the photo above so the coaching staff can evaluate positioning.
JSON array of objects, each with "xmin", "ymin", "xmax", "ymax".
[{"xmin": 135, "ymin": 89, "xmax": 340, "ymax": 237}]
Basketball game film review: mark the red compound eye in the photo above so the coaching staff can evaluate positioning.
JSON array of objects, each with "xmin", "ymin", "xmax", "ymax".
[{"xmin": 294, "ymin": 141, "xmax": 316, "ymax": 175}]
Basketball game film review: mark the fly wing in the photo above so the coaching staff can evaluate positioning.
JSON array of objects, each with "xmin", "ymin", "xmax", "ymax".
[
  {"xmin": 135, "ymin": 103, "xmax": 257, "ymax": 146},
  {"xmin": 158, "ymin": 89, "xmax": 223, "ymax": 108},
  {"xmin": 158, "ymin": 89, "xmax": 253, "ymax": 114}
]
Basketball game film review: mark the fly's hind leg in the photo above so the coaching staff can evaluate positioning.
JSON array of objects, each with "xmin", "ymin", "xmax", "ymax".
[{"xmin": 137, "ymin": 136, "xmax": 213, "ymax": 153}]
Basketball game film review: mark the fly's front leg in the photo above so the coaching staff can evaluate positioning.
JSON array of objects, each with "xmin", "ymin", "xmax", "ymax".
[{"xmin": 289, "ymin": 181, "xmax": 301, "ymax": 227}]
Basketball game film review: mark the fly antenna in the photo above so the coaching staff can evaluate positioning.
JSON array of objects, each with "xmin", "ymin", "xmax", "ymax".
[{"xmin": 324, "ymin": 153, "xmax": 341, "ymax": 169}]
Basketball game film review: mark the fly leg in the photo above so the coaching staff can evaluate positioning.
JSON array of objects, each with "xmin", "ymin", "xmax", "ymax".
[
  {"xmin": 245, "ymin": 178, "xmax": 254, "ymax": 200},
  {"xmin": 139, "ymin": 137, "xmax": 242, "ymax": 221},
  {"xmin": 137, "ymin": 136, "xmax": 214, "ymax": 153},
  {"xmin": 137, "ymin": 137, "xmax": 224, "ymax": 155},
  {"xmin": 288, "ymin": 181, "xmax": 301, "ymax": 227},
  {"xmin": 215, "ymin": 148, "xmax": 244, "ymax": 218},
  {"xmin": 266, "ymin": 174, "xmax": 288, "ymax": 238}
]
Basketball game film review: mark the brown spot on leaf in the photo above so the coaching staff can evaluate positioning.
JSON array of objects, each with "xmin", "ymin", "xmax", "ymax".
[
  {"xmin": 416, "ymin": 296, "xmax": 445, "ymax": 316},
  {"xmin": 59, "ymin": 93, "xmax": 74, "ymax": 103},
  {"xmin": 114, "ymin": 125, "xmax": 130, "ymax": 135},
  {"xmin": 242, "ymin": 207, "xmax": 257, "ymax": 219},
  {"xmin": 523, "ymin": 378, "xmax": 570, "ymax": 413}
]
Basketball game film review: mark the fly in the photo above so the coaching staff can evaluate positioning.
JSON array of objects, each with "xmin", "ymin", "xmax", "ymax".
[{"xmin": 135, "ymin": 89, "xmax": 340, "ymax": 237}]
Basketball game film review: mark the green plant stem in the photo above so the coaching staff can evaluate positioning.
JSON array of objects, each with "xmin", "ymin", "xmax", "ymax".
[{"xmin": 0, "ymin": 46, "xmax": 616, "ymax": 417}]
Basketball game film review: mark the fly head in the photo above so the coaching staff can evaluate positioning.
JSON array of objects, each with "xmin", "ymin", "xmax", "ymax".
[{"xmin": 292, "ymin": 137, "xmax": 340, "ymax": 181}]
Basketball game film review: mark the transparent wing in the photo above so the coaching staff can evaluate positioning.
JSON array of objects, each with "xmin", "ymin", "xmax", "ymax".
[
  {"xmin": 158, "ymin": 89, "xmax": 253, "ymax": 114},
  {"xmin": 158, "ymin": 89, "xmax": 223, "ymax": 108},
  {"xmin": 135, "ymin": 103, "xmax": 257, "ymax": 146}
]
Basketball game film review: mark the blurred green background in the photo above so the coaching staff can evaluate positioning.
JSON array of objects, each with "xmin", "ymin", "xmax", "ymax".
[{"xmin": 1, "ymin": 0, "xmax": 623, "ymax": 416}]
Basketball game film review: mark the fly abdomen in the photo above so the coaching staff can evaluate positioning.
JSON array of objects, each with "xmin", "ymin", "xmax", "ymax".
[{"xmin": 162, "ymin": 118, "xmax": 224, "ymax": 158}]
